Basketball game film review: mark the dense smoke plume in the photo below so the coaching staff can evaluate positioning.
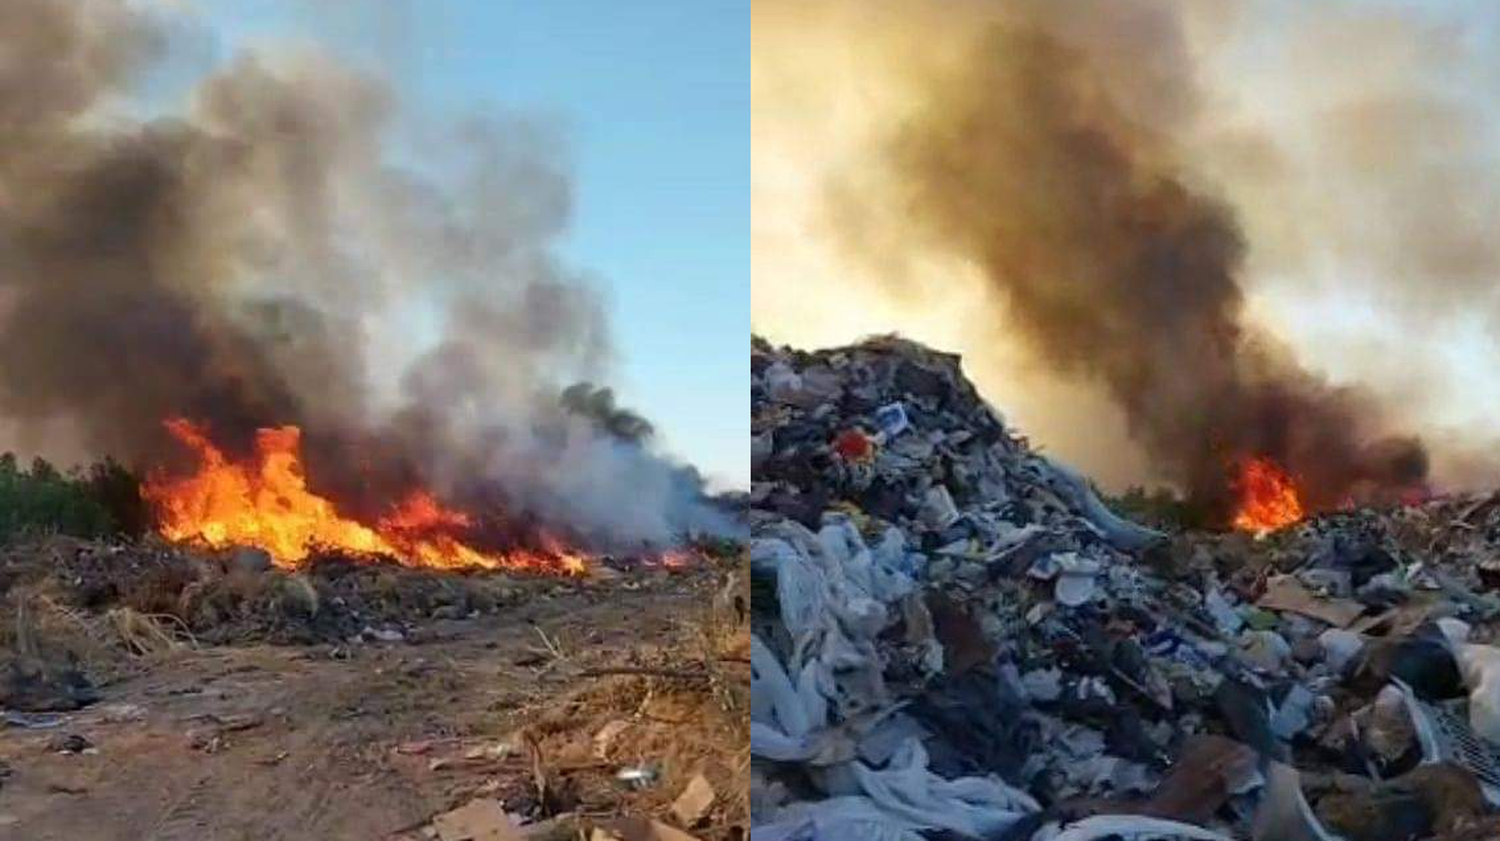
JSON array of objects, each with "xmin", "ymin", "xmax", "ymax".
[
  {"xmin": 858, "ymin": 1, "xmax": 1426, "ymax": 515},
  {"xmin": 0, "ymin": 0, "xmax": 728, "ymax": 549},
  {"xmin": 754, "ymin": 0, "xmax": 1477, "ymax": 517}
]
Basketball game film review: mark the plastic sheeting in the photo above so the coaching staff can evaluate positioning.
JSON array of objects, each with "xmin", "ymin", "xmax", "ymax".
[
  {"xmin": 1038, "ymin": 815, "xmax": 1236, "ymax": 841},
  {"xmin": 750, "ymin": 513, "xmax": 1038, "ymax": 836}
]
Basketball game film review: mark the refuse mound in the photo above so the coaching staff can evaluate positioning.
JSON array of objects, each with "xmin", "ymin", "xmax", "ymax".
[
  {"xmin": 749, "ymin": 335, "xmax": 1500, "ymax": 841},
  {"xmin": 0, "ymin": 537, "xmax": 546, "ymax": 647},
  {"xmin": 0, "ymin": 534, "xmax": 718, "ymax": 714}
]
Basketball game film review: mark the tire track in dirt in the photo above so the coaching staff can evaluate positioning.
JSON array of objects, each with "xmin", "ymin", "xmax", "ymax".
[
  {"xmin": 146, "ymin": 775, "xmax": 217, "ymax": 841},
  {"xmin": 0, "ymin": 575, "xmax": 718, "ymax": 840}
]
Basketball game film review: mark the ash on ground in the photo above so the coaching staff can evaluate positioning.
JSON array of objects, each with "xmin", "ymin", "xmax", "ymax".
[{"xmin": 751, "ymin": 335, "xmax": 1500, "ymax": 841}]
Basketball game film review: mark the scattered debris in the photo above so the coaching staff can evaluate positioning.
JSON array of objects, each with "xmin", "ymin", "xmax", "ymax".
[
  {"xmin": 617, "ymin": 764, "xmax": 660, "ymax": 790},
  {"xmin": 397, "ymin": 739, "xmax": 438, "ymax": 756},
  {"xmin": 3, "ymin": 711, "xmax": 65, "ymax": 729},
  {"xmin": 184, "ymin": 711, "xmax": 264, "ymax": 753},
  {"xmin": 360, "ymin": 626, "xmax": 406, "ymax": 644},
  {"xmin": 593, "ymin": 720, "xmax": 633, "ymax": 759},
  {"xmin": 1, "ymin": 656, "xmax": 99, "ymax": 712},
  {"xmin": 47, "ymin": 733, "xmax": 92, "ymax": 754},
  {"xmin": 670, "ymin": 774, "xmax": 715, "ymax": 827},
  {"xmin": 750, "ymin": 335, "xmax": 1500, "ymax": 841},
  {"xmin": 1258, "ymin": 575, "xmax": 1365, "ymax": 628},
  {"xmin": 96, "ymin": 703, "xmax": 146, "ymax": 724},
  {"xmin": 431, "ymin": 798, "xmax": 524, "ymax": 841},
  {"xmin": 590, "ymin": 817, "xmax": 702, "ymax": 841},
  {"xmin": 0, "ymin": 537, "xmax": 749, "ymax": 840}
]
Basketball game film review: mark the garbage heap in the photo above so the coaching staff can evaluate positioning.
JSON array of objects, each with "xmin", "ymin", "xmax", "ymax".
[{"xmin": 749, "ymin": 335, "xmax": 1500, "ymax": 841}]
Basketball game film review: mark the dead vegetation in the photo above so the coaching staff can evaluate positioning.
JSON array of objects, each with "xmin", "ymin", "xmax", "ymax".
[
  {"xmin": 0, "ymin": 535, "xmax": 547, "ymax": 653},
  {"xmin": 0, "ymin": 535, "xmax": 749, "ymax": 840},
  {"xmin": 508, "ymin": 568, "xmax": 751, "ymax": 837}
]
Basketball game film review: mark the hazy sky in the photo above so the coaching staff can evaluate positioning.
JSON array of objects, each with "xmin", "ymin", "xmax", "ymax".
[
  {"xmin": 753, "ymin": 0, "xmax": 1500, "ymax": 492},
  {"xmin": 150, "ymin": 0, "xmax": 747, "ymax": 487}
]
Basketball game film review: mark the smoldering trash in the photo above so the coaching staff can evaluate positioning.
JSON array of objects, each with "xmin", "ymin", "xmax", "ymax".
[{"xmin": 750, "ymin": 335, "xmax": 1500, "ymax": 841}]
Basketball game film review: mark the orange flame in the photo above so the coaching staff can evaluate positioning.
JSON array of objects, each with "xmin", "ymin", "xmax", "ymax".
[
  {"xmin": 143, "ymin": 418, "xmax": 585, "ymax": 574},
  {"xmin": 1231, "ymin": 456, "xmax": 1305, "ymax": 534}
]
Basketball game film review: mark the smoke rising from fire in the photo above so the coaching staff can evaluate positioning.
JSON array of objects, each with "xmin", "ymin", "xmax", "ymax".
[
  {"xmin": 754, "ymin": 0, "xmax": 1500, "ymax": 514},
  {"xmin": 0, "ymin": 0, "xmax": 729, "ymax": 550}
]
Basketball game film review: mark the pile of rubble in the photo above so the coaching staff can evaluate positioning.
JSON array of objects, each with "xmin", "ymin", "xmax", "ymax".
[
  {"xmin": 0, "ymin": 535, "xmax": 723, "ymax": 714},
  {"xmin": 749, "ymin": 335, "xmax": 1500, "ymax": 841}
]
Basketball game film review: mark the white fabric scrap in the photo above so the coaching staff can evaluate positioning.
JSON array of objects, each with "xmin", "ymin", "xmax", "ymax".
[{"xmin": 1037, "ymin": 814, "xmax": 1234, "ymax": 841}]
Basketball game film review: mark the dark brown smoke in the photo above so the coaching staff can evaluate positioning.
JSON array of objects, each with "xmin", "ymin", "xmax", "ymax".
[
  {"xmin": 837, "ymin": 2, "xmax": 1427, "ymax": 518},
  {"xmin": 0, "ymin": 0, "xmax": 729, "ymax": 548}
]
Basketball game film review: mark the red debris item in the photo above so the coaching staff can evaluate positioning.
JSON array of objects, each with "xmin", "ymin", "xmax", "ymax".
[{"xmin": 832, "ymin": 428, "xmax": 875, "ymax": 462}]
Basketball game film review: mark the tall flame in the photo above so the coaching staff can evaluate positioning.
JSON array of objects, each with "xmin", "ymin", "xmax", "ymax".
[
  {"xmin": 1231, "ymin": 456, "xmax": 1305, "ymax": 534},
  {"xmin": 142, "ymin": 418, "xmax": 585, "ymax": 574}
]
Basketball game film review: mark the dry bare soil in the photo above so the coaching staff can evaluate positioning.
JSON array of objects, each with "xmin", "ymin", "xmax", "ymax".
[{"xmin": 0, "ymin": 545, "xmax": 749, "ymax": 841}]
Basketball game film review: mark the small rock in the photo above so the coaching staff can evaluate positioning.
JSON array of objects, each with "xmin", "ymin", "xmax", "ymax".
[
  {"xmin": 1, "ymin": 657, "xmax": 99, "ymax": 712},
  {"xmin": 186, "ymin": 728, "xmax": 222, "ymax": 753},
  {"xmin": 97, "ymin": 703, "xmax": 146, "ymax": 723},
  {"xmin": 48, "ymin": 733, "xmax": 92, "ymax": 754},
  {"xmin": 362, "ymin": 626, "xmax": 405, "ymax": 644},
  {"xmin": 216, "ymin": 713, "xmax": 263, "ymax": 732}
]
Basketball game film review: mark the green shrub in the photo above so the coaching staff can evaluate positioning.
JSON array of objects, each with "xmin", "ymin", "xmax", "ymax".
[
  {"xmin": 83, "ymin": 457, "xmax": 151, "ymax": 539},
  {"xmin": 1110, "ymin": 484, "xmax": 1213, "ymax": 532},
  {"xmin": 0, "ymin": 454, "xmax": 144, "ymax": 543}
]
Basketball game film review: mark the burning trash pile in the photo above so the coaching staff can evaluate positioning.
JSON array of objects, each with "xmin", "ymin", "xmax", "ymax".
[
  {"xmin": 750, "ymin": 335, "xmax": 1500, "ymax": 841},
  {"xmin": 142, "ymin": 417, "xmax": 590, "ymax": 575},
  {"xmin": 0, "ymin": 0, "xmax": 739, "ymax": 584}
]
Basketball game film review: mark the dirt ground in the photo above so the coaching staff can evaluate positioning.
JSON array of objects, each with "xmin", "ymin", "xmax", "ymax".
[{"xmin": 0, "ymin": 559, "xmax": 748, "ymax": 841}]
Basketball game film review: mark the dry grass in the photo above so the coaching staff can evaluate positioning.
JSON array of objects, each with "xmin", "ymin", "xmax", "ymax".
[
  {"xmin": 0, "ymin": 586, "xmax": 197, "ymax": 679},
  {"xmin": 0, "ymin": 537, "xmax": 204, "ymax": 683},
  {"xmin": 514, "ymin": 558, "xmax": 751, "ymax": 839},
  {"xmin": 0, "ymin": 534, "xmax": 752, "ymax": 838},
  {"xmin": 105, "ymin": 607, "xmax": 196, "ymax": 656}
]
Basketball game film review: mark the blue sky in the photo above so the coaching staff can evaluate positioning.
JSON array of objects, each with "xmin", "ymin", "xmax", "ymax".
[{"xmin": 154, "ymin": 0, "xmax": 747, "ymax": 487}]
